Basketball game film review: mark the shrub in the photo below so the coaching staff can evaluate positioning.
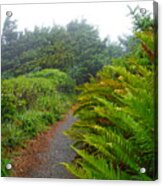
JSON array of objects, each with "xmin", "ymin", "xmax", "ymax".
[
  {"xmin": 27, "ymin": 69, "xmax": 75, "ymax": 94},
  {"xmin": 1, "ymin": 69, "xmax": 75, "ymax": 176}
]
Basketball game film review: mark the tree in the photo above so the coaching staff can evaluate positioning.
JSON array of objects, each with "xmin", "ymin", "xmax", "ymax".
[
  {"xmin": 127, "ymin": 5, "xmax": 154, "ymax": 32},
  {"xmin": 2, "ymin": 17, "xmax": 18, "ymax": 45},
  {"xmin": 2, "ymin": 18, "xmax": 123, "ymax": 84},
  {"xmin": 1, "ymin": 17, "xmax": 22, "ymax": 73}
]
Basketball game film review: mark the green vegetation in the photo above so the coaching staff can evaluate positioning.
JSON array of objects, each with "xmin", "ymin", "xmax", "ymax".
[
  {"xmin": 62, "ymin": 7, "xmax": 157, "ymax": 180},
  {"xmin": 1, "ymin": 19, "xmax": 123, "ymax": 84},
  {"xmin": 1, "ymin": 69, "xmax": 75, "ymax": 176},
  {"xmin": 1, "ymin": 6, "xmax": 157, "ymax": 180},
  {"xmin": 1, "ymin": 17, "xmax": 126, "ymax": 177}
]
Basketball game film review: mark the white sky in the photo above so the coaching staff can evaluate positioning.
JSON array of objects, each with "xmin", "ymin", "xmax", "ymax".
[{"xmin": 1, "ymin": 1, "xmax": 153, "ymax": 41}]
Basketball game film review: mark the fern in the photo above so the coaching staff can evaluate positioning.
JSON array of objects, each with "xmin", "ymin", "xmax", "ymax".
[{"xmin": 63, "ymin": 18, "xmax": 156, "ymax": 180}]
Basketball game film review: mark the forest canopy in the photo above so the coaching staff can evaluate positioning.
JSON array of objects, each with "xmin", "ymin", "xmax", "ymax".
[{"xmin": 1, "ymin": 18, "xmax": 126, "ymax": 84}]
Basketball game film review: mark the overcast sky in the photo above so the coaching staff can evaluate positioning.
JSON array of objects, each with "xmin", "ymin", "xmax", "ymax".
[{"xmin": 1, "ymin": 1, "xmax": 153, "ymax": 41}]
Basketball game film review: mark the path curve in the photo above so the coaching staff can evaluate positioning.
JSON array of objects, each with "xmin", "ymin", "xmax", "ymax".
[{"xmin": 13, "ymin": 110, "xmax": 77, "ymax": 178}]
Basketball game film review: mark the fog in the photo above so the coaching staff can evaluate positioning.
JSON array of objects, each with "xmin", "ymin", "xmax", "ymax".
[{"xmin": 1, "ymin": 1, "xmax": 153, "ymax": 41}]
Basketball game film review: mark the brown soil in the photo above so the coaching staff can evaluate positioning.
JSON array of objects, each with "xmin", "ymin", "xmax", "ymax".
[{"xmin": 12, "ymin": 108, "xmax": 75, "ymax": 177}]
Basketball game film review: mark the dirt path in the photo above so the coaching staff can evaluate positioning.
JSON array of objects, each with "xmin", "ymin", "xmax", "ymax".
[{"xmin": 13, "ymin": 110, "xmax": 77, "ymax": 178}]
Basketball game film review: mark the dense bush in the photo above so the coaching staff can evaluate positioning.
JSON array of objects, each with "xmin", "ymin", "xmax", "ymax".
[
  {"xmin": 27, "ymin": 69, "xmax": 75, "ymax": 93},
  {"xmin": 1, "ymin": 69, "xmax": 75, "ymax": 176}
]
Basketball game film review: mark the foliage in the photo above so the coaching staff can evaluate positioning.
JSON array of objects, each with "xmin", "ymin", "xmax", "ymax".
[
  {"xmin": 1, "ymin": 69, "xmax": 75, "ymax": 176},
  {"xmin": 1, "ymin": 18, "xmax": 123, "ymax": 84},
  {"xmin": 1, "ymin": 6, "xmax": 157, "ymax": 180},
  {"xmin": 118, "ymin": 6, "xmax": 154, "ymax": 55},
  {"xmin": 28, "ymin": 69, "xmax": 75, "ymax": 93},
  {"xmin": 1, "ymin": 158, "xmax": 12, "ymax": 177},
  {"xmin": 63, "ymin": 12, "xmax": 157, "ymax": 180},
  {"xmin": 127, "ymin": 5, "xmax": 154, "ymax": 32}
]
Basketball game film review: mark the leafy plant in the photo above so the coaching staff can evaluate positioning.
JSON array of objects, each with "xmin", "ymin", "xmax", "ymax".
[
  {"xmin": 1, "ymin": 69, "xmax": 75, "ymax": 176},
  {"xmin": 63, "ymin": 22, "xmax": 157, "ymax": 180},
  {"xmin": 1, "ymin": 158, "xmax": 12, "ymax": 177}
]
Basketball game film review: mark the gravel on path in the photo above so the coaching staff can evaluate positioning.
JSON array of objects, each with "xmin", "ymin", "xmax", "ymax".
[{"xmin": 13, "ymin": 110, "xmax": 77, "ymax": 178}]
